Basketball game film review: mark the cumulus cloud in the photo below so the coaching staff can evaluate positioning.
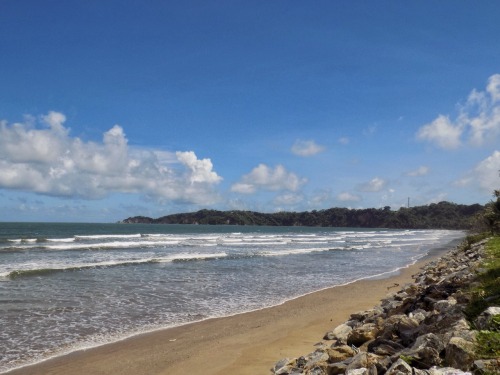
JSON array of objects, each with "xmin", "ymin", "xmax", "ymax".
[
  {"xmin": 416, "ymin": 74, "xmax": 500, "ymax": 149},
  {"xmin": 416, "ymin": 115, "xmax": 463, "ymax": 149},
  {"xmin": 291, "ymin": 139, "xmax": 325, "ymax": 156},
  {"xmin": 457, "ymin": 150, "xmax": 500, "ymax": 193},
  {"xmin": 357, "ymin": 177, "xmax": 387, "ymax": 192},
  {"xmin": 0, "ymin": 112, "xmax": 222, "ymax": 204},
  {"xmin": 230, "ymin": 164, "xmax": 306, "ymax": 194},
  {"xmin": 407, "ymin": 166, "xmax": 430, "ymax": 177},
  {"xmin": 337, "ymin": 192, "xmax": 362, "ymax": 202}
]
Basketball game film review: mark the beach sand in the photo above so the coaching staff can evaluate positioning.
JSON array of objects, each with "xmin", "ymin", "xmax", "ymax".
[{"xmin": 5, "ymin": 252, "xmax": 445, "ymax": 375}]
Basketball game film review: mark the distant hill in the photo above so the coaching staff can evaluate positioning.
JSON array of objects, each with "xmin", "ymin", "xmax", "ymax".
[{"xmin": 121, "ymin": 201, "xmax": 484, "ymax": 230}]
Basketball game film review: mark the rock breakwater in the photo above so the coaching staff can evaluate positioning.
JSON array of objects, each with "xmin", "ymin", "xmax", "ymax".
[{"xmin": 272, "ymin": 238, "xmax": 499, "ymax": 375}]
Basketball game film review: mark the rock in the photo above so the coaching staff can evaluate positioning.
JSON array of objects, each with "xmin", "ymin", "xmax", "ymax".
[
  {"xmin": 445, "ymin": 336, "xmax": 476, "ymax": 370},
  {"xmin": 328, "ymin": 361, "xmax": 348, "ymax": 375},
  {"xmin": 273, "ymin": 358, "xmax": 293, "ymax": 374},
  {"xmin": 409, "ymin": 310, "xmax": 427, "ymax": 324},
  {"xmin": 346, "ymin": 368, "xmax": 369, "ymax": 375},
  {"xmin": 304, "ymin": 349, "xmax": 329, "ymax": 370},
  {"xmin": 368, "ymin": 338, "xmax": 405, "ymax": 356},
  {"xmin": 325, "ymin": 323, "xmax": 353, "ymax": 342},
  {"xmin": 396, "ymin": 333, "xmax": 446, "ymax": 369},
  {"xmin": 347, "ymin": 323, "xmax": 379, "ymax": 347},
  {"xmin": 373, "ymin": 356, "xmax": 393, "ymax": 374},
  {"xmin": 474, "ymin": 306, "xmax": 500, "ymax": 330},
  {"xmin": 434, "ymin": 298, "xmax": 458, "ymax": 314},
  {"xmin": 327, "ymin": 345, "xmax": 356, "ymax": 363},
  {"xmin": 350, "ymin": 308, "xmax": 384, "ymax": 323},
  {"xmin": 385, "ymin": 358, "xmax": 413, "ymax": 375},
  {"xmin": 427, "ymin": 366, "xmax": 471, "ymax": 375},
  {"xmin": 305, "ymin": 365, "xmax": 328, "ymax": 375},
  {"xmin": 379, "ymin": 314, "xmax": 420, "ymax": 344},
  {"xmin": 345, "ymin": 353, "xmax": 383, "ymax": 374},
  {"xmin": 345, "ymin": 352, "xmax": 369, "ymax": 372},
  {"xmin": 472, "ymin": 359, "xmax": 500, "ymax": 374}
]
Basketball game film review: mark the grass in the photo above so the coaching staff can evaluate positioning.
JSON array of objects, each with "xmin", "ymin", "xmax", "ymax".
[
  {"xmin": 465, "ymin": 236, "xmax": 500, "ymax": 322},
  {"xmin": 464, "ymin": 235, "xmax": 500, "ymax": 364}
]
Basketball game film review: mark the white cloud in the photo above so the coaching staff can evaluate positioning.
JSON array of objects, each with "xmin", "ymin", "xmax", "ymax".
[
  {"xmin": 407, "ymin": 166, "xmax": 430, "ymax": 177},
  {"xmin": 0, "ymin": 112, "xmax": 222, "ymax": 204},
  {"xmin": 337, "ymin": 192, "xmax": 362, "ymax": 202},
  {"xmin": 416, "ymin": 115, "xmax": 463, "ymax": 149},
  {"xmin": 291, "ymin": 139, "xmax": 325, "ymax": 156},
  {"xmin": 357, "ymin": 177, "xmax": 387, "ymax": 192},
  {"xmin": 273, "ymin": 192, "xmax": 304, "ymax": 206},
  {"xmin": 487, "ymin": 74, "xmax": 500, "ymax": 102},
  {"xmin": 230, "ymin": 164, "xmax": 306, "ymax": 194},
  {"xmin": 416, "ymin": 74, "xmax": 500, "ymax": 149},
  {"xmin": 469, "ymin": 150, "xmax": 500, "ymax": 193}
]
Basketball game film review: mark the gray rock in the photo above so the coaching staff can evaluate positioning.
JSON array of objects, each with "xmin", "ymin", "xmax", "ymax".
[
  {"xmin": 274, "ymin": 358, "xmax": 293, "ymax": 374},
  {"xmin": 304, "ymin": 349, "xmax": 329, "ymax": 369},
  {"xmin": 434, "ymin": 298, "xmax": 457, "ymax": 314},
  {"xmin": 474, "ymin": 306, "xmax": 500, "ymax": 330},
  {"xmin": 398, "ymin": 333, "xmax": 445, "ymax": 370},
  {"xmin": 345, "ymin": 353, "xmax": 384, "ymax": 374},
  {"xmin": 472, "ymin": 359, "xmax": 500, "ymax": 374},
  {"xmin": 427, "ymin": 366, "xmax": 472, "ymax": 375},
  {"xmin": 385, "ymin": 358, "xmax": 413, "ymax": 375},
  {"xmin": 345, "ymin": 352, "xmax": 369, "ymax": 372},
  {"xmin": 445, "ymin": 336, "xmax": 476, "ymax": 370},
  {"xmin": 346, "ymin": 368, "xmax": 369, "ymax": 375},
  {"xmin": 325, "ymin": 323, "xmax": 353, "ymax": 342}
]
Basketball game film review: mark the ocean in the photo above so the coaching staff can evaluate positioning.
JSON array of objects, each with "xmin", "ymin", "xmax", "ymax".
[{"xmin": 0, "ymin": 222, "xmax": 464, "ymax": 373}]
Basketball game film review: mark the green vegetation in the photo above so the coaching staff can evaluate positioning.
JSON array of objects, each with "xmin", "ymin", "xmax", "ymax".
[
  {"xmin": 476, "ymin": 330, "xmax": 500, "ymax": 359},
  {"xmin": 399, "ymin": 354, "xmax": 415, "ymax": 366},
  {"xmin": 463, "ymin": 235, "xmax": 500, "ymax": 364},
  {"xmin": 465, "ymin": 237, "xmax": 500, "ymax": 321},
  {"xmin": 123, "ymin": 201, "xmax": 484, "ymax": 229},
  {"xmin": 481, "ymin": 190, "xmax": 500, "ymax": 234}
]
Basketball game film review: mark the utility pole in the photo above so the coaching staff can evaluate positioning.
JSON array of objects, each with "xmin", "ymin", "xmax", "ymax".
[{"xmin": 407, "ymin": 197, "xmax": 410, "ymax": 208}]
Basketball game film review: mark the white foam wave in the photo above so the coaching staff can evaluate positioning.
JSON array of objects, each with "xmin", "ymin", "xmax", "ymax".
[{"xmin": 75, "ymin": 234, "xmax": 142, "ymax": 240}]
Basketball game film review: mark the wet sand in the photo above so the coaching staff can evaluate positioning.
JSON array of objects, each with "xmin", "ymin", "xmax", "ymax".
[{"xmin": 5, "ymin": 251, "xmax": 445, "ymax": 375}]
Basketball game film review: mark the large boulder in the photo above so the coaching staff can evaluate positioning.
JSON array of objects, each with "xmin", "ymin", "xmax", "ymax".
[
  {"xmin": 347, "ymin": 323, "xmax": 379, "ymax": 347},
  {"xmin": 401, "ymin": 332, "xmax": 445, "ymax": 369},
  {"xmin": 445, "ymin": 336, "xmax": 476, "ymax": 370},
  {"xmin": 325, "ymin": 323, "xmax": 353, "ymax": 342}
]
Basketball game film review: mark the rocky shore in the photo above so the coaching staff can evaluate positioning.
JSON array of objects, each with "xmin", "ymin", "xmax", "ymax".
[{"xmin": 272, "ymin": 238, "xmax": 500, "ymax": 375}]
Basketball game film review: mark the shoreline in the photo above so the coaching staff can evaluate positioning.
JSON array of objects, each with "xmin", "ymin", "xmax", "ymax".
[{"xmin": 3, "ymin": 243, "xmax": 457, "ymax": 375}]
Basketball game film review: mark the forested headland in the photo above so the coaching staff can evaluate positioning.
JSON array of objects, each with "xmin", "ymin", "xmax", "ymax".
[{"xmin": 122, "ymin": 201, "xmax": 485, "ymax": 230}]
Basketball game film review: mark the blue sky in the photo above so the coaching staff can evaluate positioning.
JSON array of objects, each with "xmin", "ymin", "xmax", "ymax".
[{"xmin": 1, "ymin": 1, "xmax": 500, "ymax": 222}]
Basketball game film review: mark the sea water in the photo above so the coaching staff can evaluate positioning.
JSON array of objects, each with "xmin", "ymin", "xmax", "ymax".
[{"xmin": 0, "ymin": 222, "xmax": 464, "ymax": 373}]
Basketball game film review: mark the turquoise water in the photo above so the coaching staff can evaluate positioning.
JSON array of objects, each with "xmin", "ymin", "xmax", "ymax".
[{"xmin": 0, "ymin": 223, "xmax": 464, "ymax": 373}]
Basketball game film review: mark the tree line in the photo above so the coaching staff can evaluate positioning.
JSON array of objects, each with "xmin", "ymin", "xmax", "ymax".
[{"xmin": 122, "ymin": 201, "xmax": 485, "ymax": 230}]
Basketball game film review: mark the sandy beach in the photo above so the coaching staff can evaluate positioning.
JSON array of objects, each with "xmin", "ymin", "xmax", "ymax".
[{"xmin": 5, "ymin": 251, "xmax": 446, "ymax": 375}]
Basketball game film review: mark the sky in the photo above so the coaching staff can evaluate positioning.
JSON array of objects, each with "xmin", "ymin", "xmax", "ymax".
[{"xmin": 1, "ymin": 1, "xmax": 500, "ymax": 222}]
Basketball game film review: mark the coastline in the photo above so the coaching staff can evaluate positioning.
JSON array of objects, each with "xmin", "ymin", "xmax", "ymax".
[{"xmin": 4, "ymin": 244, "xmax": 454, "ymax": 375}]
